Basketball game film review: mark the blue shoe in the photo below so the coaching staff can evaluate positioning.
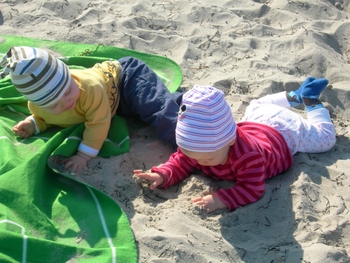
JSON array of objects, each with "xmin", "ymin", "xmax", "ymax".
[
  {"xmin": 288, "ymin": 76, "xmax": 316, "ymax": 106},
  {"xmin": 301, "ymin": 78, "xmax": 328, "ymax": 99}
]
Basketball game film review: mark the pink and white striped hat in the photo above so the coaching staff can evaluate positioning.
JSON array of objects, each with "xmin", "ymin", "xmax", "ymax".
[{"xmin": 176, "ymin": 85, "xmax": 236, "ymax": 152}]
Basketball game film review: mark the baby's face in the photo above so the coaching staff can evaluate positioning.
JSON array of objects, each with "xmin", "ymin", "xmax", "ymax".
[
  {"xmin": 42, "ymin": 77, "xmax": 80, "ymax": 115},
  {"xmin": 180, "ymin": 139, "xmax": 235, "ymax": 166}
]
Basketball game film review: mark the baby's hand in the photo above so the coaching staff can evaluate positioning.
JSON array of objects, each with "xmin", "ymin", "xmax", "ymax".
[
  {"xmin": 12, "ymin": 120, "xmax": 35, "ymax": 138},
  {"xmin": 61, "ymin": 152, "xmax": 93, "ymax": 173},
  {"xmin": 133, "ymin": 169, "xmax": 164, "ymax": 190},
  {"xmin": 192, "ymin": 194, "xmax": 228, "ymax": 213}
]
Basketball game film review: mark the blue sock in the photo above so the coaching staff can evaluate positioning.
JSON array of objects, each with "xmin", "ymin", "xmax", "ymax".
[
  {"xmin": 301, "ymin": 77, "xmax": 328, "ymax": 112},
  {"xmin": 301, "ymin": 78, "xmax": 328, "ymax": 99},
  {"xmin": 288, "ymin": 76, "xmax": 315, "ymax": 107}
]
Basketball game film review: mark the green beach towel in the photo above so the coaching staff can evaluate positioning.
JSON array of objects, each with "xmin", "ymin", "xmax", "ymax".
[{"xmin": 0, "ymin": 35, "xmax": 182, "ymax": 262}]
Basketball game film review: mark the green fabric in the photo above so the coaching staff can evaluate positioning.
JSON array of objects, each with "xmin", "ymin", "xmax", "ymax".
[
  {"xmin": 0, "ymin": 35, "xmax": 182, "ymax": 93},
  {"xmin": 0, "ymin": 36, "xmax": 182, "ymax": 262}
]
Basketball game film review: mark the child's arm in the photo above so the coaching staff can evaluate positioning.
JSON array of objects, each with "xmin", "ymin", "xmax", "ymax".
[
  {"xmin": 193, "ymin": 151, "xmax": 268, "ymax": 213},
  {"xmin": 27, "ymin": 103, "xmax": 55, "ymax": 133},
  {"xmin": 133, "ymin": 149, "xmax": 195, "ymax": 189},
  {"xmin": 192, "ymin": 194, "xmax": 228, "ymax": 213},
  {"xmin": 216, "ymin": 152, "xmax": 267, "ymax": 210},
  {"xmin": 150, "ymin": 149, "xmax": 197, "ymax": 188}
]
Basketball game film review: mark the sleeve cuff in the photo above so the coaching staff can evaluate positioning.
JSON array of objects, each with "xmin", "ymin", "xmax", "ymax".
[
  {"xmin": 78, "ymin": 143, "xmax": 99, "ymax": 157},
  {"xmin": 27, "ymin": 116, "xmax": 40, "ymax": 134}
]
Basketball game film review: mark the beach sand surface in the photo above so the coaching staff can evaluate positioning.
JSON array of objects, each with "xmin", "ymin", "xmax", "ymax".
[{"xmin": 1, "ymin": 0, "xmax": 350, "ymax": 262}]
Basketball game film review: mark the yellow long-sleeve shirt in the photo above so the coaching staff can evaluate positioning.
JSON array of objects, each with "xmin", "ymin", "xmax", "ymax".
[{"xmin": 28, "ymin": 61, "xmax": 121, "ymax": 157}]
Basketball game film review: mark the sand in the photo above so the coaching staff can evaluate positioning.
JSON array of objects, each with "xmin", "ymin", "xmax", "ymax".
[{"xmin": 1, "ymin": 0, "xmax": 350, "ymax": 262}]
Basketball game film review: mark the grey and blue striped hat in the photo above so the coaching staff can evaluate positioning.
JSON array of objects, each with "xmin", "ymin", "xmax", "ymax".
[{"xmin": 0, "ymin": 46, "xmax": 71, "ymax": 107}]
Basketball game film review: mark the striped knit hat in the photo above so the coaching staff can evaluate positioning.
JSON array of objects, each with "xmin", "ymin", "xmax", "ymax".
[
  {"xmin": 176, "ymin": 85, "xmax": 236, "ymax": 152},
  {"xmin": 0, "ymin": 46, "xmax": 71, "ymax": 107}
]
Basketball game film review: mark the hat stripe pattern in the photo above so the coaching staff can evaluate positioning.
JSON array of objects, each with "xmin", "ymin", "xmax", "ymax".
[
  {"xmin": 32, "ymin": 58, "xmax": 70, "ymax": 105},
  {"xmin": 13, "ymin": 49, "xmax": 54, "ymax": 89},
  {"xmin": 19, "ymin": 47, "xmax": 37, "ymax": 73},
  {"xmin": 176, "ymin": 85, "xmax": 237, "ymax": 152},
  {"xmin": 0, "ymin": 46, "xmax": 71, "ymax": 107}
]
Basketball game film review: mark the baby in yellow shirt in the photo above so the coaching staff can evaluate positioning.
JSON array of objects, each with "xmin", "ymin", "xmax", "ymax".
[{"xmin": 0, "ymin": 46, "xmax": 182, "ymax": 173}]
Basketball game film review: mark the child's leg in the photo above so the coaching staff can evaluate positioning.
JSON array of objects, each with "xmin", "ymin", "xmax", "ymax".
[
  {"xmin": 253, "ymin": 77, "xmax": 317, "ymax": 108},
  {"xmin": 294, "ymin": 77, "xmax": 336, "ymax": 152},
  {"xmin": 243, "ymin": 104, "xmax": 335, "ymax": 154},
  {"xmin": 296, "ymin": 108, "xmax": 336, "ymax": 153},
  {"xmin": 117, "ymin": 57, "xmax": 183, "ymax": 148},
  {"xmin": 283, "ymin": 77, "xmax": 335, "ymax": 153},
  {"xmin": 250, "ymin": 77, "xmax": 329, "ymax": 110},
  {"xmin": 250, "ymin": 91, "xmax": 291, "ymax": 108},
  {"xmin": 242, "ymin": 75, "xmax": 336, "ymax": 154}
]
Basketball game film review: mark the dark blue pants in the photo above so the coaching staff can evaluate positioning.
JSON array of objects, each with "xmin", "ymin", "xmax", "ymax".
[{"xmin": 117, "ymin": 57, "xmax": 183, "ymax": 148}]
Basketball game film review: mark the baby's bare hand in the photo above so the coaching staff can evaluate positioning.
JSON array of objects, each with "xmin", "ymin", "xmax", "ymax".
[
  {"xmin": 133, "ymin": 169, "xmax": 164, "ymax": 190},
  {"xmin": 61, "ymin": 154, "xmax": 88, "ymax": 173},
  {"xmin": 12, "ymin": 120, "xmax": 35, "ymax": 138},
  {"xmin": 192, "ymin": 194, "xmax": 228, "ymax": 213}
]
